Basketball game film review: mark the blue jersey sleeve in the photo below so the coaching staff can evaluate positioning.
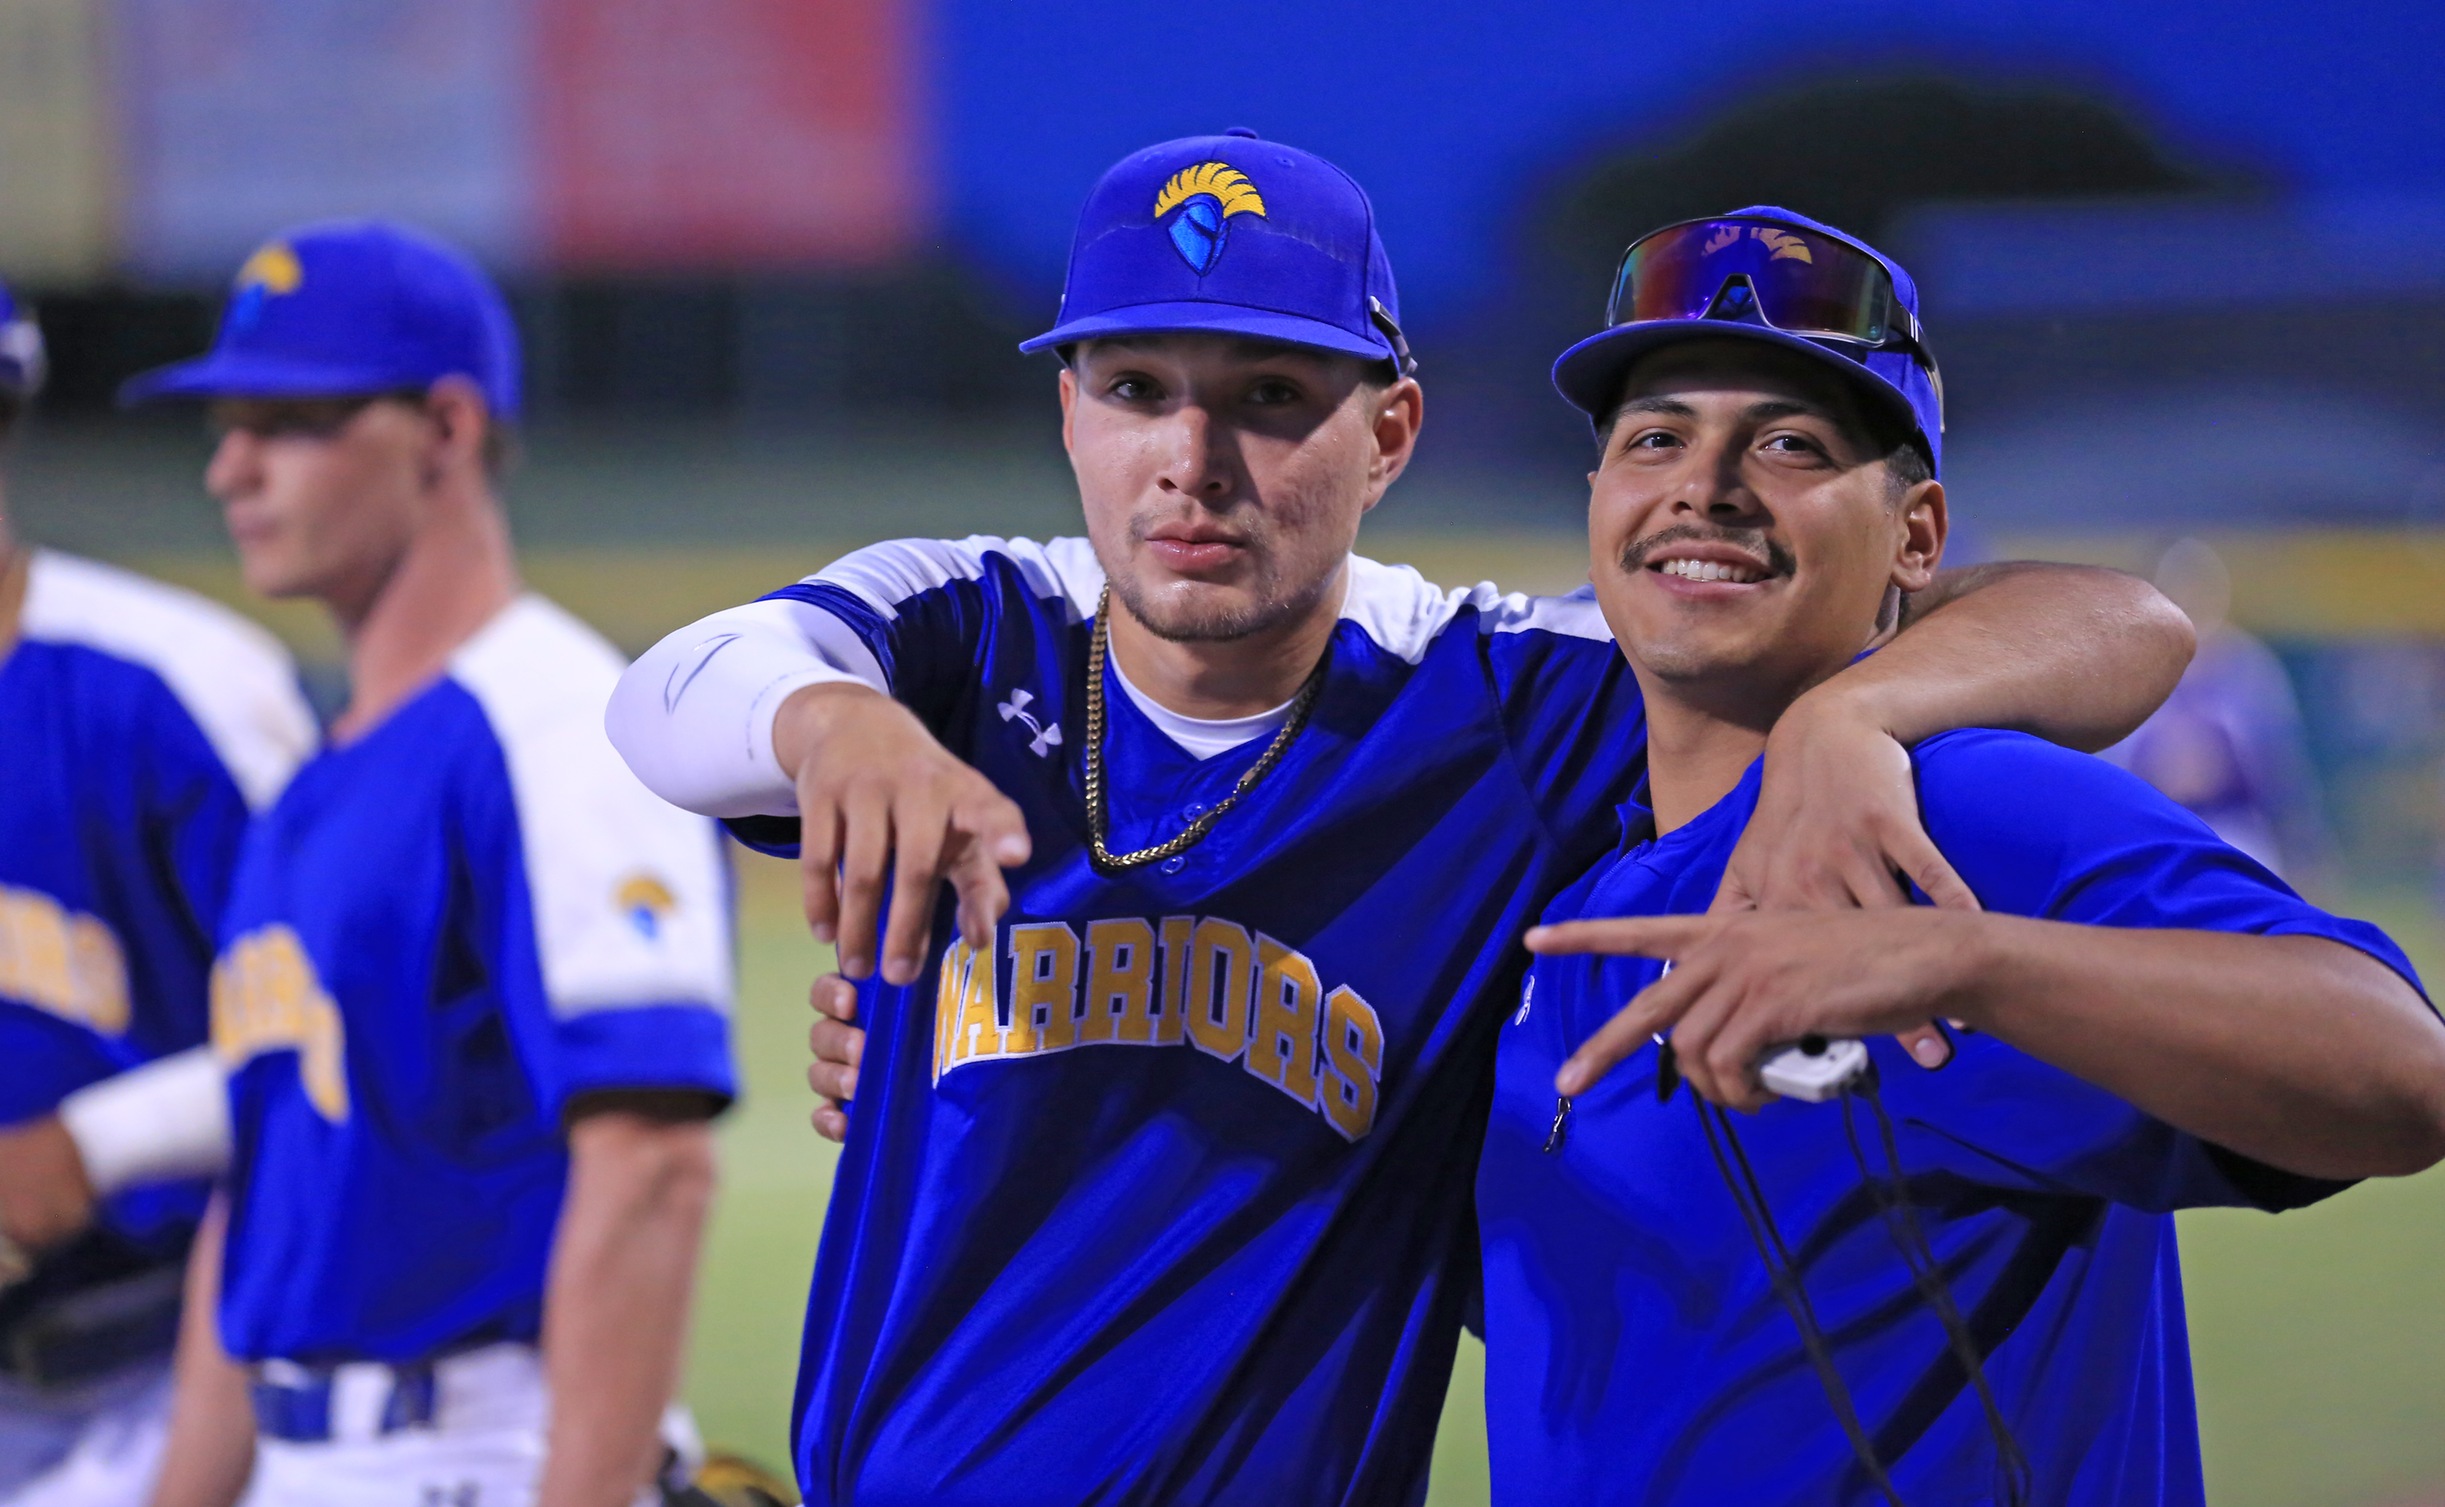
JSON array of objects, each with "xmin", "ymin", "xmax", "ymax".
[
  {"xmin": 1479, "ymin": 589, "xmax": 1649, "ymax": 847},
  {"xmin": 729, "ymin": 536, "xmax": 1102, "ymax": 858},
  {"xmin": 759, "ymin": 536, "xmax": 1101, "ymax": 734},
  {"xmin": 0, "ymin": 654, "xmax": 260, "ymax": 1122},
  {"xmin": 1902, "ymin": 728, "xmax": 2424, "ymax": 1212}
]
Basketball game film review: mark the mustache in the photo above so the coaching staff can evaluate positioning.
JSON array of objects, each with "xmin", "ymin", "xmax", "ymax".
[{"xmin": 1620, "ymin": 524, "xmax": 1793, "ymax": 578}]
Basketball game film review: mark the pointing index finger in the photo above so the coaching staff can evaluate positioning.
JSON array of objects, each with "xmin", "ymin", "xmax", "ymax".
[
  {"xmin": 1525, "ymin": 914, "xmax": 1722, "ymax": 959},
  {"xmin": 1555, "ymin": 959, "xmax": 1707, "ymax": 1096}
]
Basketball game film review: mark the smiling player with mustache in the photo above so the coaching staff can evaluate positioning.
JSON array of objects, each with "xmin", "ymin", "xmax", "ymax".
[{"xmin": 1484, "ymin": 208, "xmax": 2445, "ymax": 1506}]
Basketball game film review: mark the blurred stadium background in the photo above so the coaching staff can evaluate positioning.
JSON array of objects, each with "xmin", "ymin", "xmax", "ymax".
[{"xmin": 6, "ymin": 2, "xmax": 2445, "ymax": 1502}]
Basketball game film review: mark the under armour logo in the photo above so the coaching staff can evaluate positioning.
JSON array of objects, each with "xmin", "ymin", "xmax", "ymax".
[{"xmin": 997, "ymin": 689, "xmax": 1064, "ymax": 757}]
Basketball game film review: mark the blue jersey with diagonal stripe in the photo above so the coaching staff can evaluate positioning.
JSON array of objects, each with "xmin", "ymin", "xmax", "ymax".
[
  {"xmin": 213, "ymin": 597, "xmax": 738, "ymax": 1363},
  {"xmin": 1481, "ymin": 730, "xmax": 2423, "ymax": 1507},
  {"xmin": 0, "ymin": 551, "xmax": 311, "ymax": 1252},
  {"xmin": 728, "ymin": 537, "xmax": 1646, "ymax": 1507}
]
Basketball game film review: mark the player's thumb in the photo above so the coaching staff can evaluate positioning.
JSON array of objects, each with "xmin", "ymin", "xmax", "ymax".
[{"xmin": 1893, "ymin": 1022, "xmax": 1955, "ymax": 1071}]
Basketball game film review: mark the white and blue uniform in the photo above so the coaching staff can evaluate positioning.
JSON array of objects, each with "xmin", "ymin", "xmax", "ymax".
[
  {"xmin": 610, "ymin": 537, "xmax": 1646, "ymax": 1506},
  {"xmin": 1481, "ymin": 732, "xmax": 2424, "ymax": 1506},
  {"xmin": 213, "ymin": 595, "xmax": 735, "ymax": 1506},
  {"xmin": 1, "ymin": 550, "xmax": 313, "ymax": 1506}
]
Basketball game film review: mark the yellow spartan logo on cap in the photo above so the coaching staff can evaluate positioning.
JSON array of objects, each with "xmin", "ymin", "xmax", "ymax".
[
  {"xmin": 1153, "ymin": 162, "xmax": 1267, "ymax": 221},
  {"xmin": 235, "ymin": 241, "xmax": 304, "ymax": 294}
]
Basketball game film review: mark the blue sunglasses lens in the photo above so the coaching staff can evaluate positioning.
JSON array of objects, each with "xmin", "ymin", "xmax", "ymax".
[{"xmin": 1608, "ymin": 220, "xmax": 1895, "ymax": 346}]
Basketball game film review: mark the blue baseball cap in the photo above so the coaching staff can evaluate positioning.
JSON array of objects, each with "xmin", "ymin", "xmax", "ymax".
[
  {"xmin": 1552, "ymin": 206, "xmax": 1942, "ymax": 475},
  {"xmin": 121, "ymin": 220, "xmax": 521, "ymax": 419},
  {"xmin": 1020, "ymin": 129, "xmax": 1413, "ymax": 372},
  {"xmin": 0, "ymin": 278, "xmax": 44, "ymax": 399}
]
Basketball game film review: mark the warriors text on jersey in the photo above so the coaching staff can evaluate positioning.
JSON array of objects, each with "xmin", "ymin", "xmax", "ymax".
[
  {"xmin": 627, "ymin": 537, "xmax": 1647, "ymax": 1506},
  {"xmin": 214, "ymin": 596, "xmax": 736, "ymax": 1363}
]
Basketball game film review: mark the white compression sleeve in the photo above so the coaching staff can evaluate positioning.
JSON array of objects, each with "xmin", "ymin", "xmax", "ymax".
[
  {"xmin": 58, "ymin": 1047, "xmax": 231, "ymax": 1195},
  {"xmin": 606, "ymin": 597, "xmax": 889, "ymax": 820}
]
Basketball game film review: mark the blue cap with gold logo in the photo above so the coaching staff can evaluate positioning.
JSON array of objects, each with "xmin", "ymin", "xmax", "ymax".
[
  {"xmin": 121, "ymin": 220, "xmax": 521, "ymax": 418},
  {"xmin": 1020, "ymin": 129, "xmax": 1413, "ymax": 372}
]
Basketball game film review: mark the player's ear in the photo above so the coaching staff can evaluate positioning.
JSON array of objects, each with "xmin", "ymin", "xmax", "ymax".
[
  {"xmin": 421, "ymin": 376, "xmax": 490, "ymax": 488},
  {"xmin": 1891, "ymin": 477, "xmax": 1945, "ymax": 594},
  {"xmin": 1365, "ymin": 375, "xmax": 1424, "ymax": 501},
  {"xmin": 1057, "ymin": 365, "xmax": 1079, "ymax": 458}
]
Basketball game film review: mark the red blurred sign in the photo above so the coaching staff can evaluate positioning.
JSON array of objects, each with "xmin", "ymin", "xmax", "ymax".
[{"xmin": 535, "ymin": 0, "xmax": 924, "ymax": 271}]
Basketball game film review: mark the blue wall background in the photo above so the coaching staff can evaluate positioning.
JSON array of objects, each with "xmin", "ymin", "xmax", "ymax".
[{"xmin": 930, "ymin": 2, "xmax": 2445, "ymax": 329}]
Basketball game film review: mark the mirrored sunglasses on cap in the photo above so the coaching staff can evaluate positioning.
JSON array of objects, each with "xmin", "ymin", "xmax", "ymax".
[{"xmin": 1606, "ymin": 216, "xmax": 1942, "ymax": 398}]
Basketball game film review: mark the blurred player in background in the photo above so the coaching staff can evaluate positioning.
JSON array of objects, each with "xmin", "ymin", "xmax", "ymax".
[
  {"xmin": 0, "ymin": 279, "xmax": 314, "ymax": 1505},
  {"xmin": 610, "ymin": 131, "xmax": 2192, "ymax": 1504},
  {"xmin": 2105, "ymin": 537, "xmax": 2338, "ymax": 894},
  {"xmin": 1484, "ymin": 208, "xmax": 2445, "ymax": 1505},
  {"xmin": 119, "ymin": 222, "xmax": 738, "ymax": 1507}
]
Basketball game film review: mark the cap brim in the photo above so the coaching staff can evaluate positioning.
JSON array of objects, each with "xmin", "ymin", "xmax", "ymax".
[
  {"xmin": 117, "ymin": 351, "xmax": 428, "ymax": 408},
  {"xmin": 1551, "ymin": 320, "xmax": 1920, "ymax": 435},
  {"xmin": 1020, "ymin": 301, "xmax": 1393, "ymax": 364}
]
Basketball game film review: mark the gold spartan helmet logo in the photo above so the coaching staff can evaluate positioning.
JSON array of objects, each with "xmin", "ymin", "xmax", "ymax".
[
  {"xmin": 616, "ymin": 873, "xmax": 678, "ymax": 940},
  {"xmin": 1152, "ymin": 162, "xmax": 1267, "ymax": 221},
  {"xmin": 1153, "ymin": 162, "xmax": 1268, "ymax": 275},
  {"xmin": 236, "ymin": 241, "xmax": 305, "ymax": 294}
]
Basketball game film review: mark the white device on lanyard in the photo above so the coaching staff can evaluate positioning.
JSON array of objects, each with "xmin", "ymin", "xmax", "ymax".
[{"xmin": 1759, "ymin": 1036, "xmax": 1872, "ymax": 1102}]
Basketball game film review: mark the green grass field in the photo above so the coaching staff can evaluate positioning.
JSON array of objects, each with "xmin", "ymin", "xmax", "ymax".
[{"xmin": 685, "ymin": 858, "xmax": 2445, "ymax": 1507}]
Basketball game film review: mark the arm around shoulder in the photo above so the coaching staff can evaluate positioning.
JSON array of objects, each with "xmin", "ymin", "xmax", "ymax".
[
  {"xmin": 1861, "ymin": 560, "xmax": 2195, "ymax": 753},
  {"xmin": 1719, "ymin": 567, "xmax": 2192, "ymax": 913}
]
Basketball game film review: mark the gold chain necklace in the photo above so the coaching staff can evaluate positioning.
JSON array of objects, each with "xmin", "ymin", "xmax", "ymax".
[{"xmin": 1083, "ymin": 587, "xmax": 1329, "ymax": 873}]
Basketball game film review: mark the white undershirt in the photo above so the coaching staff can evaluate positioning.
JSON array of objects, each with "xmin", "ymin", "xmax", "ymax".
[
  {"xmin": 1105, "ymin": 649, "xmax": 1294, "ymax": 761},
  {"xmin": 59, "ymin": 1046, "xmax": 232, "ymax": 1193}
]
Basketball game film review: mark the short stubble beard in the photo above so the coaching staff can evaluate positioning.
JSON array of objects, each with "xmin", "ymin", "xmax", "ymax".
[
  {"xmin": 1108, "ymin": 554, "xmax": 1326, "ymax": 643},
  {"xmin": 1107, "ymin": 510, "xmax": 1346, "ymax": 644}
]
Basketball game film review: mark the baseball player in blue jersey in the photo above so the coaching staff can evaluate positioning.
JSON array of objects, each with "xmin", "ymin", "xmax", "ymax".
[
  {"xmin": 119, "ymin": 223, "xmax": 738, "ymax": 1507},
  {"xmin": 608, "ymin": 132, "xmax": 2193, "ymax": 1505},
  {"xmin": 1487, "ymin": 209, "xmax": 2445, "ymax": 1505},
  {"xmin": 0, "ymin": 280, "xmax": 315, "ymax": 1506}
]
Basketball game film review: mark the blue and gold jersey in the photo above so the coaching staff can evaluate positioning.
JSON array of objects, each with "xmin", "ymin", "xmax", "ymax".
[
  {"xmin": 0, "ymin": 551, "xmax": 311, "ymax": 1250},
  {"xmin": 213, "ymin": 597, "xmax": 736, "ymax": 1364},
  {"xmin": 1482, "ymin": 731, "xmax": 2423, "ymax": 1507},
  {"xmin": 725, "ymin": 537, "xmax": 1644, "ymax": 1506}
]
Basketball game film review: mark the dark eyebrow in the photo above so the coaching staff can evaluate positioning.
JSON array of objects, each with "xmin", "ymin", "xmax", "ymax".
[
  {"xmin": 1617, "ymin": 396, "xmax": 1698, "ymax": 419},
  {"xmin": 1742, "ymin": 398, "xmax": 1830, "ymax": 424}
]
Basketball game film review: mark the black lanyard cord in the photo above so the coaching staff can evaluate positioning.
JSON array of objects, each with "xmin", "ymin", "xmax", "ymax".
[
  {"xmin": 1697, "ymin": 1096, "xmax": 1911, "ymax": 1507},
  {"xmin": 1841, "ymin": 1085, "xmax": 2034, "ymax": 1507}
]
